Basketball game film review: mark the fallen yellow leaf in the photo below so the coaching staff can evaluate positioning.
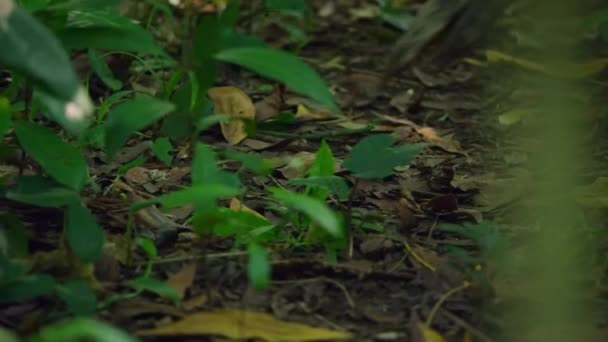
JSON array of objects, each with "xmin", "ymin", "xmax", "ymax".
[
  {"xmin": 295, "ymin": 104, "xmax": 333, "ymax": 120},
  {"xmin": 417, "ymin": 322, "xmax": 447, "ymax": 342},
  {"xmin": 208, "ymin": 86, "xmax": 255, "ymax": 145},
  {"xmin": 137, "ymin": 309, "xmax": 352, "ymax": 341},
  {"xmin": 229, "ymin": 198, "xmax": 268, "ymax": 221}
]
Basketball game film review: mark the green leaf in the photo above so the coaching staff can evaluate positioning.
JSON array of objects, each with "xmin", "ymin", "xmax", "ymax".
[
  {"xmin": 310, "ymin": 140, "xmax": 334, "ymax": 177},
  {"xmin": 58, "ymin": 10, "xmax": 165, "ymax": 55},
  {"xmin": 13, "ymin": 121, "xmax": 89, "ymax": 190},
  {"xmin": 306, "ymin": 140, "xmax": 335, "ymax": 201},
  {"xmin": 33, "ymin": 318, "xmax": 138, "ymax": 342},
  {"xmin": 219, "ymin": 0, "xmax": 241, "ymax": 29},
  {"xmin": 192, "ymin": 144, "xmax": 241, "ymax": 188},
  {"xmin": 215, "ymin": 47, "xmax": 337, "ymax": 112},
  {"xmin": 88, "ymin": 49, "xmax": 122, "ymax": 90},
  {"xmin": 66, "ymin": 203, "xmax": 104, "ymax": 263},
  {"xmin": 213, "ymin": 210, "xmax": 274, "ymax": 243},
  {"xmin": 0, "ymin": 214, "xmax": 28, "ymax": 258},
  {"xmin": 150, "ymin": 137, "xmax": 173, "ymax": 165},
  {"xmin": 196, "ymin": 114, "xmax": 230, "ymax": 132},
  {"xmin": 265, "ymin": 0, "xmax": 312, "ymax": 20},
  {"xmin": 104, "ymin": 98, "xmax": 175, "ymax": 159},
  {"xmin": 343, "ymin": 134, "xmax": 425, "ymax": 179},
  {"xmin": 0, "ymin": 98, "xmax": 11, "ymax": 137},
  {"xmin": 289, "ymin": 176, "xmax": 350, "ymax": 201},
  {"xmin": 5, "ymin": 176, "xmax": 80, "ymax": 208},
  {"xmin": 131, "ymin": 277, "xmax": 180, "ymax": 304},
  {"xmin": 96, "ymin": 90, "xmax": 134, "ymax": 122},
  {"xmin": 33, "ymin": 88, "xmax": 94, "ymax": 136},
  {"xmin": 56, "ymin": 280, "xmax": 97, "ymax": 316},
  {"xmin": 136, "ymin": 237, "xmax": 157, "ymax": 260},
  {"xmin": 270, "ymin": 188, "xmax": 341, "ymax": 237},
  {"xmin": 0, "ymin": 6, "xmax": 80, "ymax": 101},
  {"xmin": 248, "ymin": 242, "xmax": 270, "ymax": 290},
  {"xmin": 0, "ymin": 275, "xmax": 56, "ymax": 304},
  {"xmin": 159, "ymin": 184, "xmax": 242, "ymax": 210},
  {"xmin": 224, "ymin": 149, "xmax": 273, "ymax": 175}
]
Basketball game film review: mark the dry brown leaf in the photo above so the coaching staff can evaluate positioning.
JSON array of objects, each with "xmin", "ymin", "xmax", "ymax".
[
  {"xmin": 229, "ymin": 198, "xmax": 268, "ymax": 221},
  {"xmin": 241, "ymin": 139, "xmax": 275, "ymax": 151},
  {"xmin": 124, "ymin": 166, "xmax": 151, "ymax": 186},
  {"xmin": 254, "ymin": 87, "xmax": 283, "ymax": 122},
  {"xmin": 416, "ymin": 127, "xmax": 443, "ymax": 143},
  {"xmin": 278, "ymin": 151, "xmax": 317, "ymax": 179},
  {"xmin": 137, "ymin": 309, "xmax": 352, "ymax": 341},
  {"xmin": 181, "ymin": 294, "xmax": 208, "ymax": 311},
  {"xmin": 167, "ymin": 263, "xmax": 197, "ymax": 300},
  {"xmin": 208, "ymin": 86, "xmax": 255, "ymax": 145}
]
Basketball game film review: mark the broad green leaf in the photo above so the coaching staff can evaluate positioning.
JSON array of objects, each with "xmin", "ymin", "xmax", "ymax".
[
  {"xmin": 34, "ymin": 88, "xmax": 95, "ymax": 136},
  {"xmin": 248, "ymin": 242, "xmax": 270, "ymax": 290},
  {"xmin": 196, "ymin": 114, "xmax": 230, "ymax": 132},
  {"xmin": 343, "ymin": 134, "xmax": 425, "ymax": 179},
  {"xmin": 96, "ymin": 90, "xmax": 134, "ymax": 122},
  {"xmin": 56, "ymin": 280, "xmax": 97, "ymax": 316},
  {"xmin": 289, "ymin": 176, "xmax": 350, "ymax": 201},
  {"xmin": 224, "ymin": 149, "xmax": 273, "ymax": 175},
  {"xmin": 309, "ymin": 140, "xmax": 334, "ymax": 177},
  {"xmin": 66, "ymin": 203, "xmax": 104, "ymax": 263},
  {"xmin": 191, "ymin": 16, "xmax": 221, "ymax": 108},
  {"xmin": 33, "ymin": 318, "xmax": 138, "ymax": 342},
  {"xmin": 104, "ymin": 98, "xmax": 175, "ymax": 159},
  {"xmin": 46, "ymin": 0, "xmax": 120, "ymax": 12},
  {"xmin": 0, "ymin": 274, "xmax": 56, "ymax": 304},
  {"xmin": 151, "ymin": 137, "xmax": 173, "ymax": 165},
  {"xmin": 5, "ymin": 176, "xmax": 80, "ymax": 208},
  {"xmin": 0, "ymin": 214, "xmax": 28, "ymax": 258},
  {"xmin": 0, "ymin": 6, "xmax": 80, "ymax": 101},
  {"xmin": 131, "ymin": 277, "xmax": 180, "ymax": 304},
  {"xmin": 192, "ymin": 144, "xmax": 241, "ymax": 188},
  {"xmin": 19, "ymin": 0, "xmax": 52, "ymax": 12},
  {"xmin": 265, "ymin": 0, "xmax": 312, "ymax": 20},
  {"xmin": 58, "ymin": 11, "xmax": 165, "ymax": 55},
  {"xmin": 213, "ymin": 209, "xmax": 275, "ymax": 246},
  {"xmin": 219, "ymin": 0, "xmax": 241, "ymax": 29},
  {"xmin": 159, "ymin": 184, "xmax": 242, "ymax": 210},
  {"xmin": 215, "ymin": 47, "xmax": 337, "ymax": 111},
  {"xmin": 88, "ymin": 49, "xmax": 122, "ymax": 90},
  {"xmin": 307, "ymin": 140, "xmax": 335, "ymax": 201},
  {"xmin": 0, "ymin": 98, "xmax": 11, "ymax": 137},
  {"xmin": 222, "ymin": 30, "xmax": 266, "ymax": 49},
  {"xmin": 136, "ymin": 237, "xmax": 158, "ymax": 260},
  {"xmin": 13, "ymin": 121, "xmax": 88, "ymax": 190},
  {"xmin": 270, "ymin": 188, "xmax": 341, "ymax": 237}
]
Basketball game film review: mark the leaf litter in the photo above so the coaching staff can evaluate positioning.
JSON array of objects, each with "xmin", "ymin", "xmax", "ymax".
[{"xmin": 11, "ymin": 1, "xmax": 608, "ymax": 341}]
